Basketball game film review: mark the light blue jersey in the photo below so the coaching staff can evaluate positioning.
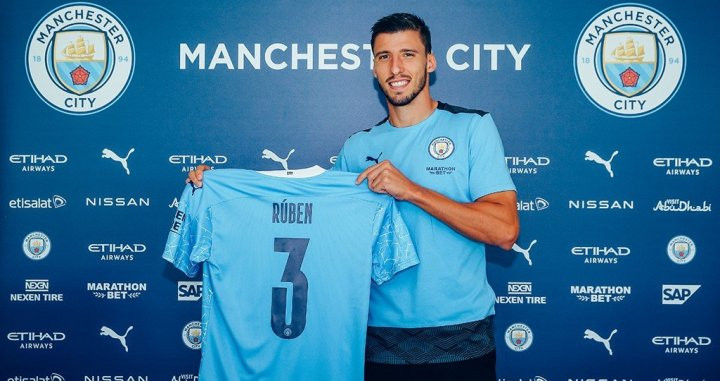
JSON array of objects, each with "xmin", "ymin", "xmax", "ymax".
[
  {"xmin": 334, "ymin": 102, "xmax": 516, "ymax": 328},
  {"xmin": 163, "ymin": 168, "xmax": 418, "ymax": 380}
]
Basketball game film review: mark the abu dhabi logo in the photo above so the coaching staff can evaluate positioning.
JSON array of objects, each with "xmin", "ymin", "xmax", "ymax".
[
  {"xmin": 102, "ymin": 148, "xmax": 135, "ymax": 175},
  {"xmin": 585, "ymin": 150, "xmax": 619, "ymax": 177},
  {"xmin": 100, "ymin": 325, "xmax": 133, "ymax": 352},
  {"xmin": 511, "ymin": 239, "xmax": 537, "ymax": 266},
  {"xmin": 584, "ymin": 328, "xmax": 617, "ymax": 355},
  {"xmin": 262, "ymin": 148, "xmax": 295, "ymax": 171}
]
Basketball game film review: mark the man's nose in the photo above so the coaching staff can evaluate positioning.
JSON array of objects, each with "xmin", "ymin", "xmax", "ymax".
[{"xmin": 390, "ymin": 55, "xmax": 403, "ymax": 75}]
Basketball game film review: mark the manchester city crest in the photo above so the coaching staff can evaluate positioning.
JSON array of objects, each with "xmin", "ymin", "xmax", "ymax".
[
  {"xmin": 182, "ymin": 321, "xmax": 203, "ymax": 350},
  {"xmin": 23, "ymin": 231, "xmax": 51, "ymax": 260},
  {"xmin": 428, "ymin": 137, "xmax": 455, "ymax": 160},
  {"xmin": 667, "ymin": 235, "xmax": 696, "ymax": 264},
  {"xmin": 505, "ymin": 322, "xmax": 533, "ymax": 351},
  {"xmin": 574, "ymin": 4, "xmax": 685, "ymax": 117},
  {"xmin": 26, "ymin": 3, "xmax": 134, "ymax": 115}
]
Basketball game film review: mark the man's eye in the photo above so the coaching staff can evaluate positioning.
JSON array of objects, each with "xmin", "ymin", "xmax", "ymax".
[
  {"xmin": 377, "ymin": 55, "xmax": 388, "ymax": 60},
  {"xmin": 403, "ymin": 52, "xmax": 415, "ymax": 58}
]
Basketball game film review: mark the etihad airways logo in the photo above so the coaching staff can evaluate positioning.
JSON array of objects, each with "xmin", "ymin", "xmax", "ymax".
[
  {"xmin": 7, "ymin": 332, "xmax": 65, "ymax": 349},
  {"xmin": 169, "ymin": 154, "xmax": 228, "ymax": 172},
  {"xmin": 9, "ymin": 154, "xmax": 68, "ymax": 172},
  {"xmin": 180, "ymin": 42, "xmax": 531, "ymax": 71},
  {"xmin": 88, "ymin": 243, "xmax": 147, "ymax": 261},
  {"xmin": 652, "ymin": 336, "xmax": 711, "ymax": 354},
  {"xmin": 654, "ymin": 157, "xmax": 712, "ymax": 176},
  {"xmin": 505, "ymin": 156, "xmax": 550, "ymax": 175},
  {"xmin": 571, "ymin": 246, "xmax": 630, "ymax": 265}
]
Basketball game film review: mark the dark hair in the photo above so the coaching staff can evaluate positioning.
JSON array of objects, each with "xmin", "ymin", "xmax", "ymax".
[{"xmin": 371, "ymin": 13, "xmax": 432, "ymax": 54}]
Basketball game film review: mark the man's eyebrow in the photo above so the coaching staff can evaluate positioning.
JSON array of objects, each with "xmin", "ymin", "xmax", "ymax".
[
  {"xmin": 374, "ymin": 48, "xmax": 419, "ymax": 57},
  {"xmin": 374, "ymin": 50, "xmax": 389, "ymax": 57}
]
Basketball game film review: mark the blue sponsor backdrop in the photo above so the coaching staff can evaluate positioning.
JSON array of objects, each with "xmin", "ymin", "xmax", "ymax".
[{"xmin": 2, "ymin": 0, "xmax": 718, "ymax": 380}]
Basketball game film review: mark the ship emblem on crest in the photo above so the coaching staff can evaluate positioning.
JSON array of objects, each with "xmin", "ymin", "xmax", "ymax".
[
  {"xmin": 53, "ymin": 32, "xmax": 108, "ymax": 95},
  {"xmin": 602, "ymin": 32, "xmax": 657, "ymax": 97}
]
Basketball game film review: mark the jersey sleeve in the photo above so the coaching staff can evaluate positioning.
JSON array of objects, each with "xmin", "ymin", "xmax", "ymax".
[
  {"xmin": 370, "ymin": 199, "xmax": 419, "ymax": 285},
  {"xmin": 162, "ymin": 184, "xmax": 213, "ymax": 277},
  {"xmin": 332, "ymin": 144, "xmax": 351, "ymax": 172},
  {"xmin": 468, "ymin": 113, "xmax": 516, "ymax": 200}
]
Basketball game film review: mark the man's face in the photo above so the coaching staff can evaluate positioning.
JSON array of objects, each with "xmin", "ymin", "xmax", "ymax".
[{"xmin": 372, "ymin": 30, "xmax": 436, "ymax": 107}]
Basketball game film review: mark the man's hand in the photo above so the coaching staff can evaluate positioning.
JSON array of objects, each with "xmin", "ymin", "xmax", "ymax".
[
  {"xmin": 185, "ymin": 164, "xmax": 211, "ymax": 188},
  {"xmin": 355, "ymin": 160, "xmax": 420, "ymax": 201}
]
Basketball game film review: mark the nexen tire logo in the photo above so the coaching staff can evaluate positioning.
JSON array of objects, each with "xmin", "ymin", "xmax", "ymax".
[{"xmin": 662, "ymin": 285, "xmax": 700, "ymax": 305}]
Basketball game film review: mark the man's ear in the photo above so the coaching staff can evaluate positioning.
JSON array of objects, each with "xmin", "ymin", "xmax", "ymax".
[{"xmin": 427, "ymin": 52, "xmax": 437, "ymax": 73}]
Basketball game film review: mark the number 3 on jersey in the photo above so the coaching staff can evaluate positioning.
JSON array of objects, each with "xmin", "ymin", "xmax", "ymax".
[{"xmin": 271, "ymin": 238, "xmax": 309, "ymax": 339}]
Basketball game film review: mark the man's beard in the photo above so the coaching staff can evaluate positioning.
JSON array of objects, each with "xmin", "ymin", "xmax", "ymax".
[{"xmin": 382, "ymin": 70, "xmax": 428, "ymax": 107}]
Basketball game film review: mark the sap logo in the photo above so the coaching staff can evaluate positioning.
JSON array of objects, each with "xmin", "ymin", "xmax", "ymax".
[
  {"xmin": 662, "ymin": 285, "xmax": 700, "ymax": 305},
  {"xmin": 178, "ymin": 281, "xmax": 202, "ymax": 301}
]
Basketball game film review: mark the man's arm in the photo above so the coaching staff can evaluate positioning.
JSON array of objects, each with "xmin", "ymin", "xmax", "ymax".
[{"xmin": 356, "ymin": 160, "xmax": 518, "ymax": 250}]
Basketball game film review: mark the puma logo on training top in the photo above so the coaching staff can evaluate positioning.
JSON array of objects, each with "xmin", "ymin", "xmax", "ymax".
[
  {"xmin": 102, "ymin": 148, "xmax": 135, "ymax": 175},
  {"xmin": 366, "ymin": 152, "xmax": 382, "ymax": 164},
  {"xmin": 262, "ymin": 149, "xmax": 295, "ymax": 171},
  {"xmin": 100, "ymin": 325, "xmax": 134, "ymax": 352},
  {"xmin": 585, "ymin": 150, "xmax": 619, "ymax": 178},
  {"xmin": 512, "ymin": 240, "xmax": 537, "ymax": 266},
  {"xmin": 584, "ymin": 328, "xmax": 617, "ymax": 355}
]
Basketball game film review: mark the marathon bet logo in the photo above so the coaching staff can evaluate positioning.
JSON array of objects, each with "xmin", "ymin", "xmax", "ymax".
[
  {"xmin": 496, "ymin": 282, "xmax": 547, "ymax": 305},
  {"xmin": 517, "ymin": 197, "xmax": 549, "ymax": 212},
  {"xmin": 26, "ymin": 3, "xmax": 135, "ymax": 115},
  {"xmin": 662, "ymin": 285, "xmax": 700, "ymax": 305},
  {"xmin": 6, "ymin": 331, "xmax": 65, "ymax": 349},
  {"xmin": 652, "ymin": 336, "xmax": 711, "ymax": 354},
  {"xmin": 9, "ymin": 279, "xmax": 64, "ymax": 302},
  {"xmin": 169, "ymin": 154, "xmax": 228, "ymax": 172},
  {"xmin": 571, "ymin": 246, "xmax": 630, "ymax": 264},
  {"xmin": 85, "ymin": 197, "xmax": 150, "ymax": 207},
  {"xmin": 87, "ymin": 282, "xmax": 147, "ymax": 299},
  {"xmin": 654, "ymin": 157, "xmax": 712, "ymax": 176},
  {"xmin": 9, "ymin": 195, "xmax": 66, "ymax": 209},
  {"xmin": 505, "ymin": 156, "xmax": 550, "ymax": 175},
  {"xmin": 568, "ymin": 200, "xmax": 634, "ymax": 210},
  {"xmin": 571, "ymin": 285, "xmax": 630, "ymax": 302},
  {"xmin": 88, "ymin": 243, "xmax": 147, "ymax": 261},
  {"xmin": 653, "ymin": 199, "xmax": 711, "ymax": 213},
  {"xmin": 9, "ymin": 154, "xmax": 68, "ymax": 172},
  {"xmin": 178, "ymin": 281, "xmax": 202, "ymax": 301}
]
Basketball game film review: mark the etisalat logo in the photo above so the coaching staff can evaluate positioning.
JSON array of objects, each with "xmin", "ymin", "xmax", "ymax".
[
  {"xmin": 571, "ymin": 245, "xmax": 630, "ymax": 265},
  {"xmin": 7, "ymin": 374, "xmax": 65, "ymax": 381},
  {"xmin": 654, "ymin": 157, "xmax": 712, "ymax": 176},
  {"xmin": 169, "ymin": 154, "xmax": 228, "ymax": 172},
  {"xmin": 9, "ymin": 279, "xmax": 64, "ymax": 302},
  {"xmin": 571, "ymin": 285, "xmax": 631, "ymax": 303},
  {"xmin": 653, "ymin": 199, "xmax": 711, "ymax": 213},
  {"xmin": 87, "ymin": 282, "xmax": 147, "ymax": 300},
  {"xmin": 517, "ymin": 197, "xmax": 549, "ymax": 212},
  {"xmin": 9, "ymin": 195, "xmax": 66, "ymax": 209},
  {"xmin": 505, "ymin": 156, "xmax": 550, "ymax": 175},
  {"xmin": 495, "ymin": 281, "xmax": 547, "ymax": 305}
]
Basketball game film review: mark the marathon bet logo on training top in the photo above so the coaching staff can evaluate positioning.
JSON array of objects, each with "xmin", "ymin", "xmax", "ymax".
[
  {"xmin": 26, "ymin": 3, "xmax": 134, "ymax": 115},
  {"xmin": 574, "ymin": 4, "xmax": 685, "ymax": 117}
]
